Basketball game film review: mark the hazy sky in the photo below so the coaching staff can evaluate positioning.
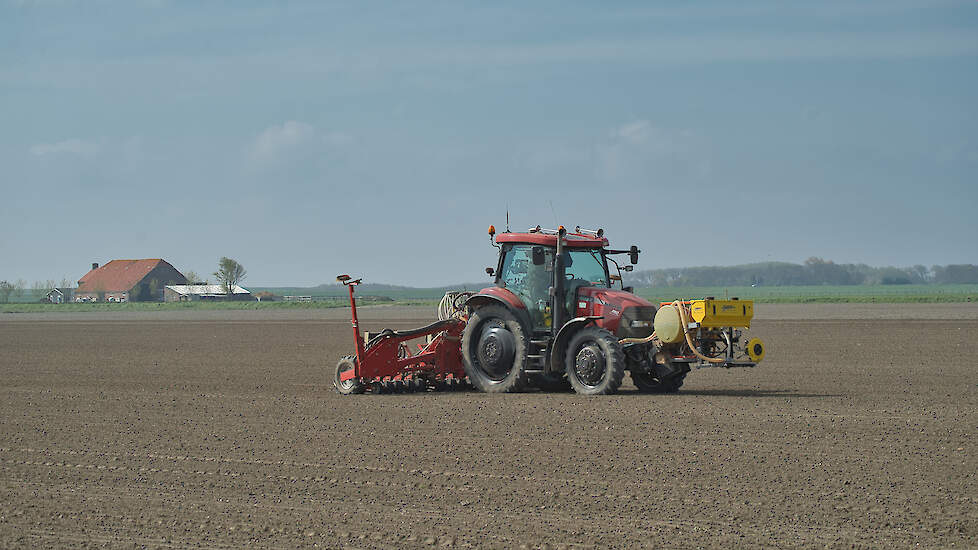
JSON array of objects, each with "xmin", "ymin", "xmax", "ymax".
[{"xmin": 2, "ymin": 1, "xmax": 976, "ymax": 287}]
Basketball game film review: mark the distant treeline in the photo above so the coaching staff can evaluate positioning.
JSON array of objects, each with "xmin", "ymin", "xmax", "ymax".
[{"xmin": 623, "ymin": 258, "xmax": 978, "ymax": 287}]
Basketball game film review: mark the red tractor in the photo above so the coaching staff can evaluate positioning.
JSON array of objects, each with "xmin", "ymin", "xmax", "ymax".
[
  {"xmin": 462, "ymin": 224, "xmax": 675, "ymax": 395},
  {"xmin": 335, "ymin": 225, "xmax": 764, "ymax": 395}
]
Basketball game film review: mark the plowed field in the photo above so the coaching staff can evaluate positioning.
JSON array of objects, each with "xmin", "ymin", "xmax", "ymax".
[{"xmin": 1, "ymin": 305, "xmax": 975, "ymax": 548}]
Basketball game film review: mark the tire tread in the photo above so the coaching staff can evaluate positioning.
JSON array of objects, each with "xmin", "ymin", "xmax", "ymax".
[{"xmin": 564, "ymin": 327, "xmax": 625, "ymax": 395}]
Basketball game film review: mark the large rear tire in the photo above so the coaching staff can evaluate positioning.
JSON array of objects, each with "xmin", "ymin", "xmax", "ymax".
[
  {"xmin": 334, "ymin": 356, "xmax": 366, "ymax": 395},
  {"xmin": 564, "ymin": 327, "xmax": 625, "ymax": 395},
  {"xmin": 461, "ymin": 305, "xmax": 529, "ymax": 393}
]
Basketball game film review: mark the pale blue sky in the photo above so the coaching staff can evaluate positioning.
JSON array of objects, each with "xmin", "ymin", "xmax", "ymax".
[{"xmin": 2, "ymin": 1, "xmax": 976, "ymax": 286}]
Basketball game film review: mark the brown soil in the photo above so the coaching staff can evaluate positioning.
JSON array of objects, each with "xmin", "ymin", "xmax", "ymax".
[{"xmin": 0, "ymin": 307, "xmax": 975, "ymax": 548}]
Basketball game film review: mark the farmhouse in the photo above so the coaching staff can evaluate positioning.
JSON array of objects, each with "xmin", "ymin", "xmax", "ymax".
[
  {"xmin": 164, "ymin": 284, "xmax": 253, "ymax": 302},
  {"xmin": 75, "ymin": 259, "xmax": 187, "ymax": 302}
]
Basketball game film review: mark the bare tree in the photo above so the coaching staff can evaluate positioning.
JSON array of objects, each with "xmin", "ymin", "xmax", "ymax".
[
  {"xmin": 184, "ymin": 270, "xmax": 200, "ymax": 285},
  {"xmin": 213, "ymin": 257, "xmax": 246, "ymax": 297},
  {"xmin": 13, "ymin": 279, "xmax": 27, "ymax": 300},
  {"xmin": 0, "ymin": 281, "xmax": 13, "ymax": 303},
  {"xmin": 31, "ymin": 280, "xmax": 46, "ymax": 302}
]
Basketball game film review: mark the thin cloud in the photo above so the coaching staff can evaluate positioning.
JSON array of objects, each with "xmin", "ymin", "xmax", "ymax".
[
  {"xmin": 323, "ymin": 132, "xmax": 353, "ymax": 146},
  {"xmin": 29, "ymin": 139, "xmax": 100, "ymax": 158},
  {"xmin": 243, "ymin": 121, "xmax": 354, "ymax": 174},
  {"xmin": 5, "ymin": 28, "xmax": 975, "ymax": 95},
  {"xmin": 428, "ymin": 30, "xmax": 978, "ymax": 67},
  {"xmin": 246, "ymin": 120, "xmax": 315, "ymax": 164},
  {"xmin": 596, "ymin": 121, "xmax": 701, "ymax": 182},
  {"xmin": 612, "ymin": 121, "xmax": 653, "ymax": 145}
]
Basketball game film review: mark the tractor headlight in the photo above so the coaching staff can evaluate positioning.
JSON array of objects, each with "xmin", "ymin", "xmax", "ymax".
[{"xmin": 618, "ymin": 306, "xmax": 655, "ymax": 339}]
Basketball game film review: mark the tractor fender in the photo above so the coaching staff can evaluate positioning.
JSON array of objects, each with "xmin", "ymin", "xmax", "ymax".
[
  {"xmin": 467, "ymin": 287, "xmax": 526, "ymax": 310},
  {"xmin": 549, "ymin": 316, "xmax": 603, "ymax": 374},
  {"xmin": 465, "ymin": 289, "xmax": 532, "ymax": 334}
]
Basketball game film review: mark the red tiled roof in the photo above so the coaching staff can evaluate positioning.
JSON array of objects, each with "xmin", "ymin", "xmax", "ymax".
[{"xmin": 77, "ymin": 259, "xmax": 171, "ymax": 292}]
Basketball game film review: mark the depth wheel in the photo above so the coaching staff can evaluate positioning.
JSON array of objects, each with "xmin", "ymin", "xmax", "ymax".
[
  {"xmin": 333, "ymin": 356, "xmax": 366, "ymax": 395},
  {"xmin": 631, "ymin": 370, "xmax": 687, "ymax": 393},
  {"xmin": 461, "ymin": 305, "xmax": 529, "ymax": 393},
  {"xmin": 564, "ymin": 327, "xmax": 625, "ymax": 395},
  {"xmin": 530, "ymin": 372, "xmax": 572, "ymax": 392}
]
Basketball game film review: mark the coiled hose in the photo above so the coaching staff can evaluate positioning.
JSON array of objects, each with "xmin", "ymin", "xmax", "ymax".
[
  {"xmin": 438, "ymin": 291, "xmax": 473, "ymax": 320},
  {"xmin": 671, "ymin": 301, "xmax": 726, "ymax": 364}
]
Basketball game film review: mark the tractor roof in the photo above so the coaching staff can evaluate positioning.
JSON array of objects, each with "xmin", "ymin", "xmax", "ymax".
[{"xmin": 495, "ymin": 231, "xmax": 607, "ymax": 248}]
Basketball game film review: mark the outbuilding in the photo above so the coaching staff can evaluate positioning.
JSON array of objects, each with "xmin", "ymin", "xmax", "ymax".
[
  {"xmin": 45, "ymin": 288, "xmax": 74, "ymax": 304},
  {"xmin": 164, "ymin": 284, "xmax": 253, "ymax": 302}
]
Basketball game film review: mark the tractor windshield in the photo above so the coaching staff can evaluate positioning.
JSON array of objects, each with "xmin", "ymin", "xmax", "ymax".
[{"xmin": 565, "ymin": 249, "xmax": 609, "ymax": 287}]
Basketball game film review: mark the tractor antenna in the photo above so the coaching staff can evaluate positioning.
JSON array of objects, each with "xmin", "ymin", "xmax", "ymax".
[
  {"xmin": 548, "ymin": 200, "xmax": 558, "ymax": 227},
  {"xmin": 506, "ymin": 207, "xmax": 510, "ymax": 232}
]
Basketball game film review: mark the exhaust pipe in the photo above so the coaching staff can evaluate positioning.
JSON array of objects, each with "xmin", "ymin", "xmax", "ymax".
[{"xmin": 551, "ymin": 226, "xmax": 567, "ymax": 335}]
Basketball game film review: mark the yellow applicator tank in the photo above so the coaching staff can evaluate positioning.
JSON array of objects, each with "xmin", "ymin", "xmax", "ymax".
[{"xmin": 689, "ymin": 299, "xmax": 754, "ymax": 328}]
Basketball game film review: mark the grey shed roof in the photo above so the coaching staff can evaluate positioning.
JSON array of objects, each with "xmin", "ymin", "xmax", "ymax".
[{"xmin": 165, "ymin": 284, "xmax": 250, "ymax": 295}]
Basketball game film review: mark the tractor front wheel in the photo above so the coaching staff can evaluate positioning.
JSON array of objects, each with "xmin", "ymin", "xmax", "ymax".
[
  {"xmin": 334, "ymin": 356, "xmax": 366, "ymax": 395},
  {"xmin": 564, "ymin": 327, "xmax": 625, "ymax": 395},
  {"xmin": 461, "ymin": 305, "xmax": 529, "ymax": 393}
]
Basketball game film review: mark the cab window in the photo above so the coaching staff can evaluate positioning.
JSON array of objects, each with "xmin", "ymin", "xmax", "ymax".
[
  {"xmin": 565, "ymin": 249, "xmax": 609, "ymax": 287},
  {"xmin": 498, "ymin": 244, "xmax": 555, "ymax": 329}
]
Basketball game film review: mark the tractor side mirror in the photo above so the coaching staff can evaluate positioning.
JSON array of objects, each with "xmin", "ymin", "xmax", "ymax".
[
  {"xmin": 624, "ymin": 265, "xmax": 633, "ymax": 272},
  {"xmin": 531, "ymin": 247, "xmax": 545, "ymax": 265},
  {"xmin": 629, "ymin": 245, "xmax": 640, "ymax": 265},
  {"xmin": 486, "ymin": 267, "xmax": 495, "ymax": 277}
]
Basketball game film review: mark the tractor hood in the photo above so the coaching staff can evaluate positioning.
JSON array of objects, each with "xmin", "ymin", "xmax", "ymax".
[
  {"xmin": 576, "ymin": 287, "xmax": 654, "ymax": 312},
  {"xmin": 575, "ymin": 287, "xmax": 656, "ymax": 337}
]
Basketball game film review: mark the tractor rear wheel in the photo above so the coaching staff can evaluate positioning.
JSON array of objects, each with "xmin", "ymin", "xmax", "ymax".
[
  {"xmin": 564, "ymin": 327, "xmax": 625, "ymax": 395},
  {"xmin": 461, "ymin": 305, "xmax": 529, "ymax": 393},
  {"xmin": 333, "ymin": 356, "xmax": 366, "ymax": 395}
]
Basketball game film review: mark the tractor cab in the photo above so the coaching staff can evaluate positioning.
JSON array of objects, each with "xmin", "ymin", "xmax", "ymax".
[{"xmin": 493, "ymin": 229, "xmax": 612, "ymax": 332}]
